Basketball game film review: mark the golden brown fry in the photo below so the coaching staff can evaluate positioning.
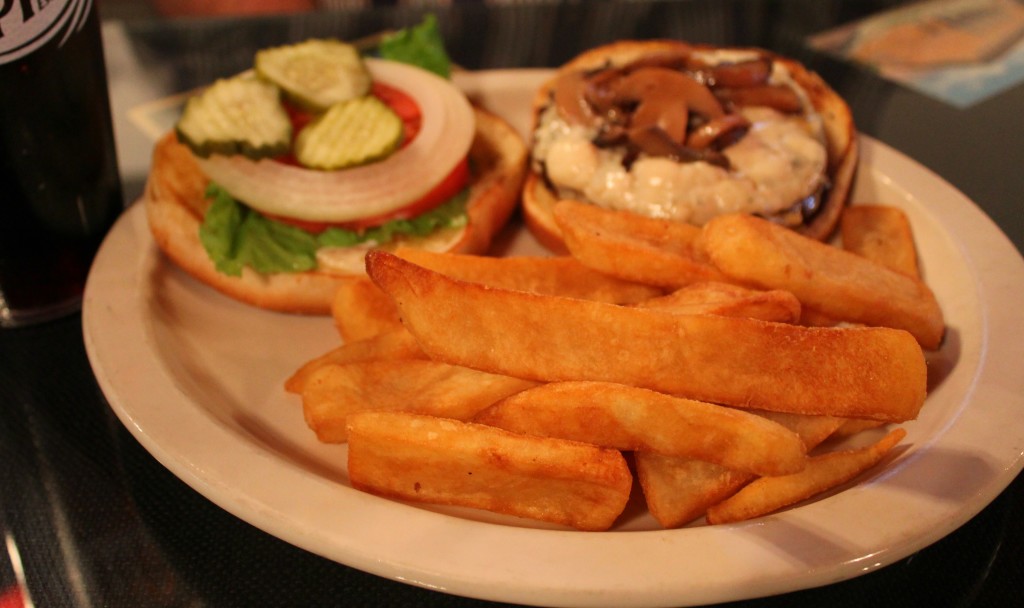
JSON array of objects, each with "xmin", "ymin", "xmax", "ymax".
[
  {"xmin": 636, "ymin": 454, "xmax": 753, "ymax": 529},
  {"xmin": 552, "ymin": 199, "xmax": 726, "ymax": 289},
  {"xmin": 332, "ymin": 276, "xmax": 405, "ymax": 342},
  {"xmin": 705, "ymin": 428, "xmax": 907, "ymax": 524},
  {"xmin": 636, "ymin": 411, "xmax": 844, "ymax": 528},
  {"xmin": 553, "ymin": 199, "xmax": 704, "ymax": 254},
  {"xmin": 395, "ymin": 247, "xmax": 662, "ymax": 303},
  {"xmin": 475, "ymin": 381, "xmax": 806, "ymax": 476},
  {"xmin": 753, "ymin": 410, "xmax": 846, "ymax": 450},
  {"xmin": 302, "ymin": 360, "xmax": 536, "ymax": 442},
  {"xmin": 798, "ymin": 306, "xmax": 846, "ymax": 328},
  {"xmin": 831, "ymin": 417, "xmax": 887, "ymax": 438},
  {"xmin": 284, "ymin": 328, "xmax": 424, "ymax": 394},
  {"xmin": 366, "ymin": 250, "xmax": 928, "ymax": 422},
  {"xmin": 346, "ymin": 411, "xmax": 633, "ymax": 531},
  {"xmin": 699, "ymin": 213, "xmax": 944, "ymax": 349},
  {"xmin": 332, "ymin": 249, "xmax": 664, "ymax": 342},
  {"xmin": 635, "ymin": 281, "xmax": 801, "ymax": 323},
  {"xmin": 841, "ymin": 205, "xmax": 920, "ymax": 278}
]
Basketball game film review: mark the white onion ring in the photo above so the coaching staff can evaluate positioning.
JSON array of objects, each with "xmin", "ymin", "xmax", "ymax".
[{"xmin": 195, "ymin": 59, "xmax": 476, "ymax": 223}]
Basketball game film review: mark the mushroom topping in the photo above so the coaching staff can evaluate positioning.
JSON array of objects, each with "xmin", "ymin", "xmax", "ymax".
[
  {"xmin": 686, "ymin": 113, "xmax": 751, "ymax": 150},
  {"xmin": 715, "ymin": 84, "xmax": 804, "ymax": 114},
  {"xmin": 551, "ymin": 60, "xmax": 781, "ymax": 162},
  {"xmin": 690, "ymin": 57, "xmax": 773, "ymax": 88},
  {"xmin": 552, "ymin": 70, "xmax": 596, "ymax": 126},
  {"xmin": 600, "ymin": 67, "xmax": 724, "ymax": 147},
  {"xmin": 628, "ymin": 125, "xmax": 730, "ymax": 168},
  {"xmin": 535, "ymin": 47, "xmax": 829, "ymax": 228}
]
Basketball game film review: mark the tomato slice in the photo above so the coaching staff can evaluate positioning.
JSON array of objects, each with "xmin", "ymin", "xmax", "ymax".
[
  {"xmin": 267, "ymin": 157, "xmax": 470, "ymax": 233},
  {"xmin": 372, "ymin": 82, "xmax": 422, "ymax": 145},
  {"xmin": 343, "ymin": 156, "xmax": 468, "ymax": 230}
]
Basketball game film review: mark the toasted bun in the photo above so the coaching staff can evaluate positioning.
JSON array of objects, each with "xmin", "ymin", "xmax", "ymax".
[
  {"xmin": 144, "ymin": 105, "xmax": 527, "ymax": 314},
  {"xmin": 523, "ymin": 40, "xmax": 857, "ymax": 253}
]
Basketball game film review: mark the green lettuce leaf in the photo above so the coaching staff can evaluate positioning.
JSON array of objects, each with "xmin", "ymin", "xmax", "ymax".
[
  {"xmin": 378, "ymin": 14, "xmax": 452, "ymax": 78},
  {"xmin": 199, "ymin": 184, "xmax": 318, "ymax": 276},
  {"xmin": 317, "ymin": 190, "xmax": 468, "ymax": 248},
  {"xmin": 198, "ymin": 183, "xmax": 468, "ymax": 276}
]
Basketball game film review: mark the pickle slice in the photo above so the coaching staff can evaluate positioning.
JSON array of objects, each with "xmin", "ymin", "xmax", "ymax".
[
  {"xmin": 294, "ymin": 95, "xmax": 404, "ymax": 170},
  {"xmin": 255, "ymin": 39, "xmax": 372, "ymax": 112},
  {"xmin": 175, "ymin": 76, "xmax": 292, "ymax": 159}
]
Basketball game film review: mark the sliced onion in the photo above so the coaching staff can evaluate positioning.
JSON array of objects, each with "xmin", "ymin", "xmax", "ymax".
[{"xmin": 195, "ymin": 59, "xmax": 476, "ymax": 223}]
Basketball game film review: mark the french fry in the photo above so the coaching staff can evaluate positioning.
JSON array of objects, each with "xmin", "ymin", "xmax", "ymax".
[
  {"xmin": 831, "ymin": 417, "xmax": 886, "ymax": 438},
  {"xmin": 332, "ymin": 276, "xmax": 405, "ymax": 342},
  {"xmin": 302, "ymin": 360, "xmax": 536, "ymax": 442},
  {"xmin": 841, "ymin": 205, "xmax": 920, "ymax": 278},
  {"xmin": 636, "ymin": 454, "xmax": 753, "ymax": 529},
  {"xmin": 475, "ymin": 381, "xmax": 806, "ymax": 476},
  {"xmin": 705, "ymin": 428, "xmax": 907, "ymax": 524},
  {"xmin": 699, "ymin": 213, "xmax": 944, "ymax": 349},
  {"xmin": 754, "ymin": 410, "xmax": 846, "ymax": 449},
  {"xmin": 806, "ymin": 206, "xmax": 922, "ymax": 331},
  {"xmin": 798, "ymin": 306, "xmax": 849, "ymax": 328},
  {"xmin": 552, "ymin": 199, "xmax": 726, "ymax": 288},
  {"xmin": 790, "ymin": 208, "xmax": 917, "ymax": 328},
  {"xmin": 346, "ymin": 411, "xmax": 633, "ymax": 531},
  {"xmin": 636, "ymin": 411, "xmax": 844, "ymax": 528},
  {"xmin": 634, "ymin": 281, "xmax": 801, "ymax": 323},
  {"xmin": 395, "ymin": 247, "xmax": 662, "ymax": 304},
  {"xmin": 331, "ymin": 249, "xmax": 664, "ymax": 342},
  {"xmin": 284, "ymin": 328, "xmax": 424, "ymax": 394},
  {"xmin": 366, "ymin": 250, "xmax": 928, "ymax": 422}
]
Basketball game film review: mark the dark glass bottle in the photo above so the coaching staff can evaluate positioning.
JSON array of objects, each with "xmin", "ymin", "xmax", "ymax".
[{"xmin": 0, "ymin": 0, "xmax": 123, "ymax": 327}]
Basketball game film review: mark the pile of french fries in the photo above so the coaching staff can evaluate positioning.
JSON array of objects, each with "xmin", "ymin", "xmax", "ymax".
[{"xmin": 286, "ymin": 201, "xmax": 944, "ymax": 531}]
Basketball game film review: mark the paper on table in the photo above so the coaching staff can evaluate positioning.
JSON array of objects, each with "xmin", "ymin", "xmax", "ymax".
[{"xmin": 808, "ymin": 0, "xmax": 1024, "ymax": 108}]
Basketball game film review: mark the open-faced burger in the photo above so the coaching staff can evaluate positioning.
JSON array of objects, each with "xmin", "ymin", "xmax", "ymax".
[
  {"xmin": 144, "ymin": 23, "xmax": 527, "ymax": 314},
  {"xmin": 523, "ymin": 39, "xmax": 857, "ymax": 251}
]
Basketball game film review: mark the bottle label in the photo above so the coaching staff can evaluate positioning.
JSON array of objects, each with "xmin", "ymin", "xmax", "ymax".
[{"xmin": 0, "ymin": 0, "xmax": 92, "ymax": 65}]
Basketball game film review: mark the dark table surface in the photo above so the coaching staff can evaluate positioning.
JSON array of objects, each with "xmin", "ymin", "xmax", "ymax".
[{"xmin": 3, "ymin": 1, "xmax": 1024, "ymax": 606}]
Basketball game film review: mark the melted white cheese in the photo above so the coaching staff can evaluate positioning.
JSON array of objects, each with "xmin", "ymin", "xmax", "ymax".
[{"xmin": 534, "ymin": 98, "xmax": 827, "ymax": 225}]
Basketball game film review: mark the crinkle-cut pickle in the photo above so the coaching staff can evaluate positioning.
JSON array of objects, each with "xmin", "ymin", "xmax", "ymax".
[
  {"xmin": 294, "ymin": 95, "xmax": 404, "ymax": 170},
  {"xmin": 175, "ymin": 76, "xmax": 292, "ymax": 160},
  {"xmin": 255, "ymin": 38, "xmax": 372, "ymax": 112}
]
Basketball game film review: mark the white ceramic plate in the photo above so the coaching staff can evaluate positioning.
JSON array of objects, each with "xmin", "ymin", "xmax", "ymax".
[{"xmin": 84, "ymin": 70, "xmax": 1024, "ymax": 607}]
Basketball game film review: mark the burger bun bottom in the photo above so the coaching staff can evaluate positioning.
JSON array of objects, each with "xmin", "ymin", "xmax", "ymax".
[{"xmin": 144, "ymin": 106, "xmax": 528, "ymax": 315}]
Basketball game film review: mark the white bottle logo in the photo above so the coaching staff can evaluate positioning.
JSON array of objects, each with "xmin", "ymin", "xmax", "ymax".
[{"xmin": 0, "ymin": 0, "xmax": 92, "ymax": 65}]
